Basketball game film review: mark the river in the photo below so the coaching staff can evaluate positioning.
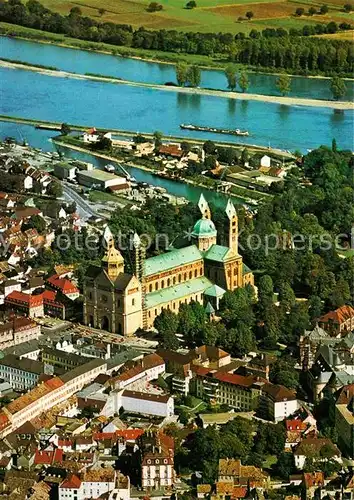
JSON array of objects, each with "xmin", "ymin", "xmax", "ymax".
[
  {"xmin": 0, "ymin": 64, "xmax": 352, "ymax": 152},
  {"xmin": 1, "ymin": 37, "xmax": 353, "ymax": 101}
]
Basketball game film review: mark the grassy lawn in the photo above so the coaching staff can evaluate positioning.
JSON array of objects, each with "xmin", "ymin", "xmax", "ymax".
[
  {"xmin": 88, "ymin": 190, "xmax": 121, "ymax": 203},
  {"xmin": 36, "ymin": 0, "xmax": 349, "ymax": 33}
]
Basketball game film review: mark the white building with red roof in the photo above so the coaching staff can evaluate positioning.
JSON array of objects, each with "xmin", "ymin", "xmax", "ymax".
[
  {"xmin": 47, "ymin": 274, "xmax": 79, "ymax": 300},
  {"xmin": 59, "ymin": 469, "xmax": 129, "ymax": 500}
]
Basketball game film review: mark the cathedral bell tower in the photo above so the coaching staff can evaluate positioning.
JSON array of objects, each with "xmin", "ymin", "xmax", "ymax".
[
  {"xmin": 101, "ymin": 237, "xmax": 124, "ymax": 281},
  {"xmin": 191, "ymin": 194, "xmax": 217, "ymax": 251},
  {"xmin": 225, "ymin": 199, "xmax": 238, "ymax": 254}
]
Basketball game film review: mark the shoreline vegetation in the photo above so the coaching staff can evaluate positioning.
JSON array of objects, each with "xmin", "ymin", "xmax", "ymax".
[
  {"xmin": 1, "ymin": 26, "xmax": 352, "ymax": 82},
  {"xmin": 0, "ymin": 13, "xmax": 353, "ymax": 79},
  {"xmin": 1, "ymin": 59, "xmax": 353, "ymax": 110}
]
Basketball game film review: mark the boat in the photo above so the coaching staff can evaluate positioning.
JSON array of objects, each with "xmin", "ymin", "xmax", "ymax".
[
  {"xmin": 180, "ymin": 124, "xmax": 249, "ymax": 136},
  {"xmin": 104, "ymin": 164, "xmax": 115, "ymax": 172}
]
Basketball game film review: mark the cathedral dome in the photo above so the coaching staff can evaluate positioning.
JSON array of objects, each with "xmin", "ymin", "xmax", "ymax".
[{"xmin": 191, "ymin": 218, "xmax": 217, "ymax": 238}]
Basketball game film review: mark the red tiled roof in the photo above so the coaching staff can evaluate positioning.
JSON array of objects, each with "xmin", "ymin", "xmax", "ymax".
[
  {"xmin": 303, "ymin": 472, "xmax": 324, "ymax": 488},
  {"xmin": 0, "ymin": 412, "xmax": 10, "ymax": 430},
  {"xmin": 85, "ymin": 128, "xmax": 97, "ymax": 135},
  {"xmin": 286, "ymin": 420, "xmax": 307, "ymax": 431},
  {"xmin": 45, "ymin": 377, "xmax": 64, "ymax": 390},
  {"xmin": 5, "ymin": 290, "xmax": 43, "ymax": 307},
  {"xmin": 262, "ymin": 383, "xmax": 297, "ymax": 402},
  {"xmin": 116, "ymin": 429, "xmax": 144, "ymax": 440},
  {"xmin": 60, "ymin": 474, "xmax": 82, "ymax": 489},
  {"xmin": 159, "ymin": 144, "xmax": 183, "ymax": 157},
  {"xmin": 319, "ymin": 305, "xmax": 354, "ymax": 325},
  {"xmin": 214, "ymin": 372, "xmax": 256, "ymax": 387},
  {"xmin": 34, "ymin": 448, "xmax": 63, "ymax": 465},
  {"xmin": 47, "ymin": 274, "xmax": 79, "ymax": 294}
]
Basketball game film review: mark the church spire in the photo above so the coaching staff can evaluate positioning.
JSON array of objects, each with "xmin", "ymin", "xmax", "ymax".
[
  {"xmin": 102, "ymin": 236, "xmax": 124, "ymax": 281},
  {"xmin": 225, "ymin": 199, "xmax": 238, "ymax": 254},
  {"xmin": 198, "ymin": 193, "xmax": 211, "ymax": 220}
]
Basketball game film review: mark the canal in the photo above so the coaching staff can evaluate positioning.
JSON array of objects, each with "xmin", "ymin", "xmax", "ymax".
[
  {"xmin": 0, "ymin": 121, "xmax": 243, "ymax": 208},
  {"xmin": 1, "ymin": 37, "xmax": 353, "ymax": 101}
]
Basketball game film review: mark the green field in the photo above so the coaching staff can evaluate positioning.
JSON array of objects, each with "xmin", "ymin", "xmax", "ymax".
[{"xmin": 36, "ymin": 0, "xmax": 353, "ymax": 34}]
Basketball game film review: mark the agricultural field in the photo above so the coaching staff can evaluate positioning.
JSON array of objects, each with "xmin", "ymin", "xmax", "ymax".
[{"xmin": 37, "ymin": 0, "xmax": 354, "ymax": 34}]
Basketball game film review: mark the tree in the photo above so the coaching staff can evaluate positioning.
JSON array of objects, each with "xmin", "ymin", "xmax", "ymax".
[
  {"xmin": 241, "ymin": 147, "xmax": 249, "ymax": 165},
  {"xmin": 154, "ymin": 309, "xmax": 180, "ymax": 349},
  {"xmin": 343, "ymin": 3, "xmax": 353, "ymax": 12},
  {"xmin": 47, "ymin": 181, "xmax": 63, "ymax": 198},
  {"xmin": 181, "ymin": 141, "xmax": 191, "ymax": 154},
  {"xmin": 332, "ymin": 138, "xmax": 337, "ymax": 152},
  {"xmin": 308, "ymin": 6, "xmax": 317, "ymax": 15},
  {"xmin": 176, "ymin": 62, "xmax": 188, "ymax": 87},
  {"xmin": 95, "ymin": 136, "xmax": 112, "ymax": 151},
  {"xmin": 275, "ymin": 452, "xmax": 295, "ymax": 479},
  {"xmin": 98, "ymin": 8, "xmax": 106, "ymax": 16},
  {"xmin": 308, "ymin": 295, "xmax": 322, "ymax": 321},
  {"xmin": 185, "ymin": 0, "xmax": 196, "ymax": 8},
  {"xmin": 278, "ymin": 282, "xmax": 296, "ymax": 312},
  {"xmin": 246, "ymin": 11, "xmax": 254, "ymax": 20},
  {"xmin": 270, "ymin": 357, "xmax": 299, "ymax": 390},
  {"xmin": 239, "ymin": 72, "xmax": 249, "ymax": 93},
  {"xmin": 187, "ymin": 65, "xmax": 201, "ymax": 88},
  {"xmin": 225, "ymin": 64, "xmax": 237, "ymax": 91},
  {"xmin": 147, "ymin": 2, "xmax": 163, "ymax": 11},
  {"xmin": 70, "ymin": 6, "xmax": 82, "ymax": 16},
  {"xmin": 320, "ymin": 4, "xmax": 329, "ymax": 13},
  {"xmin": 203, "ymin": 140, "xmax": 217, "ymax": 155},
  {"xmin": 276, "ymin": 74, "xmax": 291, "ymax": 96},
  {"xmin": 204, "ymin": 155, "xmax": 217, "ymax": 170},
  {"xmin": 22, "ymin": 214, "xmax": 46, "ymax": 234},
  {"xmin": 295, "ymin": 7, "xmax": 305, "ymax": 15},
  {"xmin": 330, "ymin": 76, "xmax": 347, "ymax": 100},
  {"xmin": 153, "ymin": 130, "xmax": 163, "ymax": 148},
  {"xmin": 61, "ymin": 123, "xmax": 71, "ymax": 136}
]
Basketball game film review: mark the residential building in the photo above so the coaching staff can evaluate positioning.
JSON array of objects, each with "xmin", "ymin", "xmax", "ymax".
[
  {"xmin": 119, "ymin": 390, "xmax": 174, "ymax": 417},
  {"xmin": 140, "ymin": 431, "xmax": 175, "ymax": 490},
  {"xmin": 111, "ymin": 353, "xmax": 165, "ymax": 390},
  {"xmin": 46, "ymin": 274, "xmax": 79, "ymax": 300},
  {"xmin": 0, "ymin": 354, "xmax": 46, "ymax": 390},
  {"xmin": 218, "ymin": 458, "xmax": 269, "ymax": 488},
  {"xmin": 300, "ymin": 324, "xmax": 337, "ymax": 371},
  {"xmin": 0, "ymin": 317, "xmax": 41, "ymax": 350},
  {"xmin": 302, "ymin": 472, "xmax": 324, "ymax": 500},
  {"xmin": 294, "ymin": 437, "xmax": 341, "ymax": 470},
  {"xmin": 0, "ymin": 358, "xmax": 107, "ymax": 436},
  {"xmin": 5, "ymin": 290, "xmax": 44, "ymax": 317},
  {"xmin": 318, "ymin": 305, "xmax": 354, "ymax": 337},
  {"xmin": 59, "ymin": 469, "xmax": 125, "ymax": 500},
  {"xmin": 259, "ymin": 383, "xmax": 298, "ymax": 422},
  {"xmin": 83, "ymin": 195, "xmax": 254, "ymax": 336},
  {"xmin": 194, "ymin": 368, "xmax": 264, "ymax": 411},
  {"xmin": 334, "ymin": 384, "xmax": 354, "ymax": 458},
  {"xmin": 40, "ymin": 347, "xmax": 86, "ymax": 372}
]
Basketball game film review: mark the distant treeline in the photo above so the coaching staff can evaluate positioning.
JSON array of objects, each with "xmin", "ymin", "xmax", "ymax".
[{"xmin": 0, "ymin": 0, "xmax": 353, "ymax": 76}]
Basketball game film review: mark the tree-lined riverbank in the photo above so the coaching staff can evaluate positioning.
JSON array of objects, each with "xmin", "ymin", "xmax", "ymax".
[{"xmin": 2, "ymin": 60, "xmax": 352, "ymax": 110}]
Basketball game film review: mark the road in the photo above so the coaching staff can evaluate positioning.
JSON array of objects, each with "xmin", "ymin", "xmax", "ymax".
[{"xmin": 62, "ymin": 183, "xmax": 100, "ymax": 221}]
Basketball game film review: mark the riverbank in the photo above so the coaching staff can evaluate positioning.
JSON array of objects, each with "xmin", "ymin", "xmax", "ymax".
[
  {"xmin": 2, "ymin": 59, "xmax": 352, "ymax": 110},
  {"xmin": 2, "ymin": 23, "xmax": 353, "ymax": 82},
  {"xmin": 0, "ymin": 115, "xmax": 295, "ymax": 159},
  {"xmin": 52, "ymin": 138, "xmax": 262, "ymax": 206}
]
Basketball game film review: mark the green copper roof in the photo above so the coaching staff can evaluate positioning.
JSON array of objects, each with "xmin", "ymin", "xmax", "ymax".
[
  {"xmin": 205, "ymin": 302, "xmax": 215, "ymax": 314},
  {"xmin": 192, "ymin": 218, "xmax": 217, "ymax": 238},
  {"xmin": 204, "ymin": 284, "xmax": 226, "ymax": 298},
  {"xmin": 243, "ymin": 263, "xmax": 252, "ymax": 274},
  {"xmin": 145, "ymin": 276, "xmax": 212, "ymax": 309},
  {"xmin": 204, "ymin": 245, "xmax": 231, "ymax": 263},
  {"xmin": 144, "ymin": 245, "xmax": 203, "ymax": 277}
]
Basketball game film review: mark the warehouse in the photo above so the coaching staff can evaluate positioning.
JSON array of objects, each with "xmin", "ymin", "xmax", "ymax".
[{"xmin": 76, "ymin": 169, "xmax": 129, "ymax": 190}]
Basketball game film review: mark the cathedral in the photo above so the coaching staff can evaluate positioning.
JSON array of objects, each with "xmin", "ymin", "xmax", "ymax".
[{"xmin": 83, "ymin": 195, "xmax": 254, "ymax": 336}]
